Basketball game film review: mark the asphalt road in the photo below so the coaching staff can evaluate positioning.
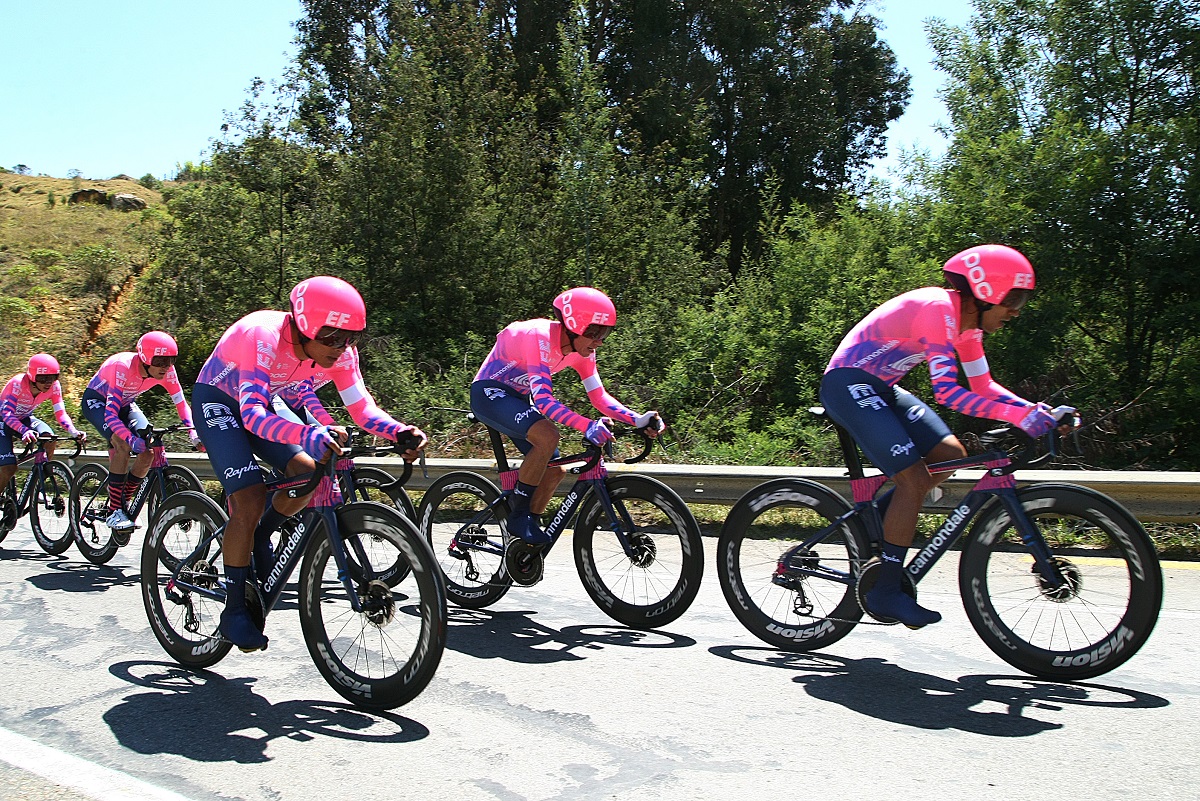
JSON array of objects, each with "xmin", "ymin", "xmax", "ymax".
[{"xmin": 2, "ymin": 518, "xmax": 1198, "ymax": 801}]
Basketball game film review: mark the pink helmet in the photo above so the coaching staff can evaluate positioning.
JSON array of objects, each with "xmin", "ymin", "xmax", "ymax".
[
  {"xmin": 943, "ymin": 245, "xmax": 1036, "ymax": 308},
  {"xmin": 27, "ymin": 353, "xmax": 60, "ymax": 382},
  {"xmin": 289, "ymin": 276, "xmax": 367, "ymax": 339},
  {"xmin": 552, "ymin": 287, "xmax": 617, "ymax": 336},
  {"xmin": 137, "ymin": 331, "xmax": 179, "ymax": 364}
]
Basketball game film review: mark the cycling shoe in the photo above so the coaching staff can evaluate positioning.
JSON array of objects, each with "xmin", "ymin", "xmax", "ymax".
[
  {"xmin": 865, "ymin": 583, "xmax": 942, "ymax": 629},
  {"xmin": 508, "ymin": 512, "xmax": 551, "ymax": 545},
  {"xmin": 220, "ymin": 605, "xmax": 269, "ymax": 652}
]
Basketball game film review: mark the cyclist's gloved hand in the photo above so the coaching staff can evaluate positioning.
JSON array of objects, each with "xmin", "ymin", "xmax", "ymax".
[
  {"xmin": 303, "ymin": 425, "xmax": 340, "ymax": 460},
  {"xmin": 21, "ymin": 429, "xmax": 39, "ymax": 445},
  {"xmin": 395, "ymin": 426, "xmax": 428, "ymax": 457},
  {"xmin": 70, "ymin": 429, "xmax": 87, "ymax": 444},
  {"xmin": 128, "ymin": 435, "xmax": 148, "ymax": 455},
  {"xmin": 188, "ymin": 429, "xmax": 206, "ymax": 452},
  {"xmin": 633, "ymin": 410, "xmax": 665, "ymax": 435},
  {"xmin": 1017, "ymin": 403, "xmax": 1057, "ymax": 438},
  {"xmin": 585, "ymin": 418, "xmax": 614, "ymax": 447}
]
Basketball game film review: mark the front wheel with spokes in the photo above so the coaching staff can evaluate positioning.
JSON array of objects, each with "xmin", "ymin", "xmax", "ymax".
[
  {"xmin": 717, "ymin": 478, "xmax": 870, "ymax": 651},
  {"xmin": 30, "ymin": 461, "xmax": 75, "ymax": 555},
  {"xmin": 959, "ymin": 483, "xmax": 1163, "ymax": 680},
  {"xmin": 298, "ymin": 502, "xmax": 446, "ymax": 710},
  {"xmin": 573, "ymin": 474, "xmax": 704, "ymax": 629}
]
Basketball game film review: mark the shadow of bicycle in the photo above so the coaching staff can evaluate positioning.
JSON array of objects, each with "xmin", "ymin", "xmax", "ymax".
[
  {"xmin": 447, "ymin": 607, "xmax": 696, "ymax": 664},
  {"xmin": 708, "ymin": 645, "xmax": 1169, "ymax": 736},
  {"xmin": 26, "ymin": 560, "xmax": 140, "ymax": 593},
  {"xmin": 102, "ymin": 660, "xmax": 429, "ymax": 763}
]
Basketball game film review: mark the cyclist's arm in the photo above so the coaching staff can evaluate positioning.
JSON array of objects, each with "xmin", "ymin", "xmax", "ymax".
[
  {"xmin": 279, "ymin": 381, "xmax": 337, "ymax": 427},
  {"xmin": 954, "ymin": 329, "xmax": 1031, "ymax": 407},
  {"xmin": 160, "ymin": 368, "xmax": 197, "ymax": 429},
  {"xmin": 575, "ymin": 357, "xmax": 639, "ymax": 425},
  {"xmin": 0, "ymin": 382, "xmax": 26, "ymax": 435},
  {"xmin": 924, "ymin": 341, "xmax": 1030, "ymax": 425},
  {"xmin": 511, "ymin": 330, "xmax": 588, "ymax": 433},
  {"xmin": 237, "ymin": 372, "xmax": 330, "ymax": 457},
  {"xmin": 331, "ymin": 374, "xmax": 414, "ymax": 441},
  {"xmin": 47, "ymin": 381, "xmax": 82, "ymax": 436}
]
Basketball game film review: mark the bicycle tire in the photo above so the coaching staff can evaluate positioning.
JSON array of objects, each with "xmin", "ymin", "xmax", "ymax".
[
  {"xmin": 959, "ymin": 483, "xmax": 1163, "ymax": 680},
  {"xmin": 30, "ymin": 461, "xmax": 75, "ymax": 555},
  {"xmin": 351, "ymin": 466, "xmax": 418, "ymax": 521},
  {"xmin": 148, "ymin": 465, "xmax": 204, "ymax": 522},
  {"xmin": 69, "ymin": 464, "xmax": 119, "ymax": 565},
  {"xmin": 141, "ymin": 490, "xmax": 233, "ymax": 668},
  {"xmin": 298, "ymin": 501, "xmax": 447, "ymax": 710},
  {"xmin": 573, "ymin": 474, "xmax": 704, "ymax": 629},
  {"xmin": 0, "ymin": 491, "xmax": 16, "ymax": 543},
  {"xmin": 717, "ymin": 478, "xmax": 871, "ymax": 651},
  {"xmin": 417, "ymin": 471, "xmax": 512, "ymax": 609}
]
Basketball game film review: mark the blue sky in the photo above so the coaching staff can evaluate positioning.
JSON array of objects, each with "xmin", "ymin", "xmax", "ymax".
[{"xmin": 0, "ymin": 0, "xmax": 971, "ymax": 181}]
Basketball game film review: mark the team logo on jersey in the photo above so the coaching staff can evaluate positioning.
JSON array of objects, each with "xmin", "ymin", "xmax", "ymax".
[
  {"xmin": 87, "ymin": 398, "xmax": 104, "ymax": 410},
  {"xmin": 201, "ymin": 402, "xmax": 239, "ymax": 431},
  {"xmin": 849, "ymin": 383, "xmax": 886, "ymax": 411},
  {"xmin": 928, "ymin": 354, "xmax": 954, "ymax": 380},
  {"xmin": 484, "ymin": 387, "xmax": 506, "ymax": 400},
  {"xmin": 890, "ymin": 440, "xmax": 916, "ymax": 457},
  {"xmin": 906, "ymin": 405, "xmax": 925, "ymax": 422}
]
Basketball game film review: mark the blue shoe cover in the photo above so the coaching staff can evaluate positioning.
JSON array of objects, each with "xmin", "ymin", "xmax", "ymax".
[
  {"xmin": 865, "ymin": 584, "xmax": 942, "ymax": 628},
  {"xmin": 220, "ymin": 605, "xmax": 269, "ymax": 651},
  {"xmin": 509, "ymin": 512, "xmax": 551, "ymax": 545}
]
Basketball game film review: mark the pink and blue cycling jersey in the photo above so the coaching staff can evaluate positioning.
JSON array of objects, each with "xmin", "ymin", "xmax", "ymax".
[
  {"xmin": 825, "ymin": 287, "xmax": 1032, "ymax": 425},
  {"xmin": 86, "ymin": 353, "xmax": 194, "ymax": 444},
  {"xmin": 0, "ymin": 374, "xmax": 80, "ymax": 437},
  {"xmin": 474, "ymin": 318, "xmax": 638, "ymax": 434},
  {"xmin": 197, "ymin": 310, "xmax": 411, "ymax": 452}
]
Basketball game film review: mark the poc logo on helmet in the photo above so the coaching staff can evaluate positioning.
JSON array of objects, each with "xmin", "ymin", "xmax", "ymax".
[
  {"xmin": 293, "ymin": 280, "xmax": 352, "ymax": 332},
  {"xmin": 558, "ymin": 290, "xmax": 612, "ymax": 331},
  {"xmin": 958, "ymin": 252, "xmax": 995, "ymax": 300}
]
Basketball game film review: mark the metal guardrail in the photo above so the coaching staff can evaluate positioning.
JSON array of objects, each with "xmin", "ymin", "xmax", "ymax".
[{"xmin": 68, "ymin": 450, "xmax": 1200, "ymax": 523}]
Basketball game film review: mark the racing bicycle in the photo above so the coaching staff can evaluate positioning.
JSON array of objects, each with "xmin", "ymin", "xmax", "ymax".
[
  {"xmin": 69, "ymin": 425, "xmax": 203, "ymax": 564},
  {"xmin": 418, "ymin": 415, "xmax": 703, "ymax": 629},
  {"xmin": 0, "ymin": 434, "xmax": 80, "ymax": 554},
  {"xmin": 141, "ymin": 433, "xmax": 446, "ymax": 710},
  {"xmin": 717, "ymin": 407, "xmax": 1163, "ymax": 681}
]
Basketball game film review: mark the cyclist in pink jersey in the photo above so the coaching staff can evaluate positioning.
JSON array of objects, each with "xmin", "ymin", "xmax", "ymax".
[
  {"xmin": 820, "ymin": 244, "xmax": 1071, "ymax": 628},
  {"xmin": 80, "ymin": 332, "xmax": 201, "ymax": 533},
  {"xmin": 471, "ymin": 287, "xmax": 663, "ymax": 544},
  {"xmin": 192, "ymin": 276, "xmax": 426, "ymax": 651},
  {"xmin": 0, "ymin": 353, "xmax": 87, "ymax": 490}
]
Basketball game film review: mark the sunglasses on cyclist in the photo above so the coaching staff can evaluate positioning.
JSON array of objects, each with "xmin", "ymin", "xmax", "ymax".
[
  {"xmin": 149, "ymin": 355, "xmax": 177, "ymax": 369},
  {"xmin": 33, "ymin": 373, "xmax": 59, "ymax": 384},
  {"xmin": 313, "ymin": 326, "xmax": 363, "ymax": 349},
  {"xmin": 581, "ymin": 323, "xmax": 613, "ymax": 341},
  {"xmin": 1000, "ymin": 288, "xmax": 1035, "ymax": 311}
]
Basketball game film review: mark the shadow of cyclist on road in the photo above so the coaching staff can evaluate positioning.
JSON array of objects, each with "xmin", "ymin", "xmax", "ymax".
[
  {"xmin": 708, "ymin": 646, "xmax": 1167, "ymax": 736},
  {"xmin": 27, "ymin": 560, "xmax": 139, "ymax": 593},
  {"xmin": 103, "ymin": 661, "xmax": 429, "ymax": 763},
  {"xmin": 448, "ymin": 607, "xmax": 695, "ymax": 664}
]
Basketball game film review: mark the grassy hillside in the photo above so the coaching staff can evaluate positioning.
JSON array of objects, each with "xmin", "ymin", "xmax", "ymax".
[{"xmin": 0, "ymin": 173, "xmax": 167, "ymax": 399}]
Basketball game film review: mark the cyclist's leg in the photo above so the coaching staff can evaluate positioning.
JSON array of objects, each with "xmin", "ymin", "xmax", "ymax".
[
  {"xmin": 81, "ymin": 389, "xmax": 136, "ymax": 529},
  {"xmin": 0, "ymin": 424, "xmax": 18, "ymax": 488},
  {"xmin": 470, "ymin": 381, "xmax": 555, "ymax": 544},
  {"xmin": 193, "ymin": 384, "xmax": 277, "ymax": 651},
  {"xmin": 821, "ymin": 369, "xmax": 942, "ymax": 628}
]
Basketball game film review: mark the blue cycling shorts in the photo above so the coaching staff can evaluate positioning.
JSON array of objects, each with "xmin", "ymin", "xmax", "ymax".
[
  {"xmin": 0, "ymin": 415, "xmax": 51, "ymax": 466},
  {"xmin": 470, "ymin": 380, "xmax": 550, "ymax": 457},
  {"xmin": 819, "ymin": 367, "xmax": 952, "ymax": 477},
  {"xmin": 81, "ymin": 388, "xmax": 149, "ymax": 449},
  {"xmin": 191, "ymin": 384, "xmax": 303, "ymax": 495}
]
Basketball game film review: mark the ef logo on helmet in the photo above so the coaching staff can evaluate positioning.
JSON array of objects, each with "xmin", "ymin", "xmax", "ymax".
[{"xmin": 292, "ymin": 281, "xmax": 352, "ymax": 333}]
